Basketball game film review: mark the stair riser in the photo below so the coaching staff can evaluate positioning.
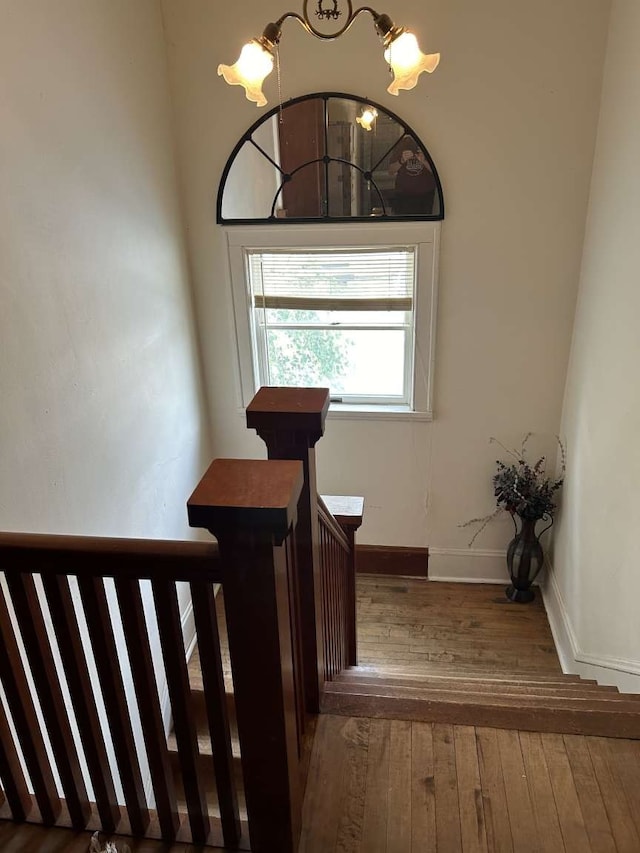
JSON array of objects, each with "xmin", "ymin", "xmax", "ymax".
[
  {"xmin": 326, "ymin": 682, "xmax": 639, "ymax": 707},
  {"xmin": 322, "ymin": 693, "xmax": 640, "ymax": 739}
]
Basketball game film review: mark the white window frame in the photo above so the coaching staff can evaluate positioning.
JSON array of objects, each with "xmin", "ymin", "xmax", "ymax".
[{"xmin": 226, "ymin": 222, "xmax": 440, "ymax": 421}]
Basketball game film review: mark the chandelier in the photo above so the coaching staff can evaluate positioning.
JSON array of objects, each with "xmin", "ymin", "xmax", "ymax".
[{"xmin": 218, "ymin": 0, "xmax": 440, "ymax": 107}]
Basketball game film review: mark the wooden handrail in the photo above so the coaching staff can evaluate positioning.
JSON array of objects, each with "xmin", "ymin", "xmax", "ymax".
[{"xmin": 0, "ymin": 532, "xmax": 220, "ymax": 582}]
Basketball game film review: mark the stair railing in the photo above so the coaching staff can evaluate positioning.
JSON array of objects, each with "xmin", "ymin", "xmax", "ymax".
[
  {"xmin": 317, "ymin": 495, "xmax": 363, "ymax": 677},
  {"xmin": 0, "ymin": 533, "xmax": 240, "ymax": 848},
  {"xmin": 0, "ymin": 387, "xmax": 363, "ymax": 853},
  {"xmin": 245, "ymin": 387, "xmax": 363, "ymax": 705}
]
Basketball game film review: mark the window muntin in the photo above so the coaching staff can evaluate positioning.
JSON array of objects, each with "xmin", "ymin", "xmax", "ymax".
[{"xmin": 246, "ymin": 248, "xmax": 416, "ymax": 405}]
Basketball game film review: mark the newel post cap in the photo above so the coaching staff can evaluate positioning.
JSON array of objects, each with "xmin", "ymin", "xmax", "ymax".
[
  {"xmin": 187, "ymin": 458, "xmax": 304, "ymax": 544},
  {"xmin": 246, "ymin": 387, "xmax": 330, "ymax": 445}
]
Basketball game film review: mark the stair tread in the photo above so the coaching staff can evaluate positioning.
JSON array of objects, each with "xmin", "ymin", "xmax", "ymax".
[
  {"xmin": 173, "ymin": 757, "xmax": 247, "ymax": 822},
  {"xmin": 349, "ymin": 662, "xmax": 577, "ymax": 681},
  {"xmin": 339, "ymin": 666, "xmax": 604, "ymax": 688},
  {"xmin": 333, "ymin": 676, "xmax": 619, "ymax": 699},
  {"xmin": 324, "ymin": 680, "xmax": 640, "ymax": 710},
  {"xmin": 167, "ymin": 729, "xmax": 240, "ymax": 757}
]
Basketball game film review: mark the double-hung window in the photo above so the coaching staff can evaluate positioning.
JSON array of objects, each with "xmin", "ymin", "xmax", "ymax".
[{"xmin": 228, "ymin": 223, "xmax": 438, "ymax": 419}]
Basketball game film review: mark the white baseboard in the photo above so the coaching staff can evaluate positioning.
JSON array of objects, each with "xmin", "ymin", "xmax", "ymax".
[
  {"xmin": 157, "ymin": 597, "xmax": 197, "ymax": 738},
  {"xmin": 428, "ymin": 547, "xmax": 510, "ymax": 584},
  {"xmin": 182, "ymin": 598, "xmax": 197, "ymax": 662},
  {"xmin": 145, "ymin": 597, "xmax": 198, "ymax": 803},
  {"xmin": 541, "ymin": 566, "xmax": 640, "ymax": 694}
]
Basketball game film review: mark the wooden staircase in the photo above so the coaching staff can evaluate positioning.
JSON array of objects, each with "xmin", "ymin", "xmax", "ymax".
[
  {"xmin": 169, "ymin": 592, "xmax": 640, "ymax": 846},
  {"xmin": 322, "ymin": 664, "xmax": 640, "ymax": 739}
]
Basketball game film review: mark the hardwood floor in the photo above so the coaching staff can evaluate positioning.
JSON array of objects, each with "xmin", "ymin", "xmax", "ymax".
[
  {"xmin": 191, "ymin": 576, "xmax": 561, "ymax": 686},
  {"xmin": 0, "ymin": 822, "xmax": 228, "ymax": 853},
  {"xmin": 4, "ymin": 719, "xmax": 639, "ymax": 852},
  {"xmin": 356, "ymin": 576, "xmax": 561, "ymax": 677},
  {"xmin": 299, "ymin": 714, "xmax": 640, "ymax": 852},
  {"xmin": 4, "ymin": 579, "xmax": 631, "ymax": 851}
]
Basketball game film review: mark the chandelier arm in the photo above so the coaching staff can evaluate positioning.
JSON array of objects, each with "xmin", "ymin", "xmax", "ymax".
[
  {"xmin": 273, "ymin": 11, "xmax": 311, "ymax": 36},
  {"xmin": 272, "ymin": 3, "xmax": 386, "ymax": 42}
]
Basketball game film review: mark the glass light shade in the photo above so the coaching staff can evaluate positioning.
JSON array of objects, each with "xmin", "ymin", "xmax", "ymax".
[
  {"xmin": 384, "ymin": 32, "xmax": 440, "ymax": 96},
  {"xmin": 218, "ymin": 41, "xmax": 274, "ymax": 107},
  {"xmin": 356, "ymin": 107, "xmax": 378, "ymax": 131}
]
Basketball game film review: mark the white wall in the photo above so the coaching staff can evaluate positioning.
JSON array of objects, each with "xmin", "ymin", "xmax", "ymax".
[
  {"xmin": 162, "ymin": 0, "xmax": 610, "ymax": 581},
  {"xmin": 0, "ymin": 0, "xmax": 215, "ymax": 803},
  {"xmin": 545, "ymin": 0, "xmax": 640, "ymax": 692},
  {"xmin": 0, "ymin": 0, "xmax": 211, "ymax": 540}
]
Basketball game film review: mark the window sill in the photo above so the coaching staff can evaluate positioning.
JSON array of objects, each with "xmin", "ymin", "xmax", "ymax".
[
  {"xmin": 237, "ymin": 403, "xmax": 433, "ymax": 423},
  {"xmin": 328, "ymin": 404, "xmax": 433, "ymax": 422}
]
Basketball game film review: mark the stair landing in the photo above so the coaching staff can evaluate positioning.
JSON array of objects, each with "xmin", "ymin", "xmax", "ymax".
[
  {"xmin": 356, "ymin": 574, "xmax": 562, "ymax": 678},
  {"xmin": 326, "ymin": 576, "xmax": 640, "ymax": 739}
]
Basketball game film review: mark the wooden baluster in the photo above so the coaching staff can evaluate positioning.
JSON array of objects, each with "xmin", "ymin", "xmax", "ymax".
[
  {"xmin": 325, "ymin": 528, "xmax": 333, "ymax": 679},
  {"xmin": 334, "ymin": 539, "xmax": 341, "ymax": 672},
  {"xmin": 76, "ymin": 576, "xmax": 149, "ymax": 835},
  {"xmin": 246, "ymin": 387, "xmax": 330, "ymax": 713},
  {"xmin": 152, "ymin": 579, "xmax": 209, "ymax": 844},
  {"xmin": 4, "ymin": 572, "xmax": 91, "ymax": 828},
  {"xmin": 190, "ymin": 580, "xmax": 241, "ymax": 849},
  {"xmin": 338, "ymin": 546, "xmax": 344, "ymax": 668},
  {"xmin": 321, "ymin": 524, "xmax": 332, "ymax": 679},
  {"xmin": 284, "ymin": 531, "xmax": 306, "ymax": 754},
  {"xmin": 332, "ymin": 539, "xmax": 338, "ymax": 674},
  {"xmin": 188, "ymin": 458, "xmax": 304, "ymax": 853},
  {"xmin": 114, "ymin": 577, "xmax": 180, "ymax": 841},
  {"xmin": 0, "ymin": 699, "xmax": 31, "ymax": 821},
  {"xmin": 336, "ymin": 541, "xmax": 343, "ymax": 668},
  {"xmin": 330, "ymin": 534, "xmax": 339, "ymax": 677},
  {"xmin": 0, "ymin": 581, "xmax": 60, "ymax": 825},
  {"xmin": 40, "ymin": 574, "xmax": 120, "ymax": 833}
]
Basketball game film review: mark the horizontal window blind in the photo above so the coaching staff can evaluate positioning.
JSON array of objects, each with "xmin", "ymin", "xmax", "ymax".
[{"xmin": 247, "ymin": 248, "xmax": 415, "ymax": 311}]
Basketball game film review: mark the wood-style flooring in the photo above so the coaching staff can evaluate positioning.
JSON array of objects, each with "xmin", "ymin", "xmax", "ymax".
[
  {"xmin": 3, "ymin": 579, "xmax": 633, "ymax": 852},
  {"xmin": 307, "ymin": 578, "xmax": 640, "ymax": 849},
  {"xmin": 356, "ymin": 575, "xmax": 561, "ymax": 677},
  {"xmin": 300, "ymin": 714, "xmax": 640, "ymax": 853},
  {"xmin": 0, "ymin": 822, "xmax": 227, "ymax": 852},
  {"xmin": 4, "ymin": 718, "xmax": 640, "ymax": 853}
]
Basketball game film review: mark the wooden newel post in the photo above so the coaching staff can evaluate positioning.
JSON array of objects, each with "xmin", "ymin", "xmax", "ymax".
[
  {"xmin": 188, "ymin": 458, "xmax": 304, "ymax": 853},
  {"xmin": 246, "ymin": 387, "xmax": 330, "ymax": 713}
]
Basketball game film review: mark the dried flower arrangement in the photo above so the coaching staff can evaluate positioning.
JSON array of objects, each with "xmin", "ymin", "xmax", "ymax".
[{"xmin": 461, "ymin": 434, "xmax": 566, "ymax": 546}]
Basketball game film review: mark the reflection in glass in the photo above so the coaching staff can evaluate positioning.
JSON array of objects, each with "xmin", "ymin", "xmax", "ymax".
[
  {"xmin": 386, "ymin": 135, "xmax": 437, "ymax": 215},
  {"xmin": 327, "ymin": 161, "xmax": 385, "ymax": 218},
  {"xmin": 356, "ymin": 106, "xmax": 378, "ymax": 132},
  {"xmin": 218, "ymin": 94, "xmax": 444, "ymax": 222},
  {"xmin": 278, "ymin": 162, "xmax": 325, "ymax": 219},
  {"xmin": 221, "ymin": 119, "xmax": 281, "ymax": 220}
]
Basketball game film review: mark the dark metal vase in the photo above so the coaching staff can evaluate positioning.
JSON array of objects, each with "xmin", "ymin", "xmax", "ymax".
[{"xmin": 505, "ymin": 514, "xmax": 552, "ymax": 603}]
